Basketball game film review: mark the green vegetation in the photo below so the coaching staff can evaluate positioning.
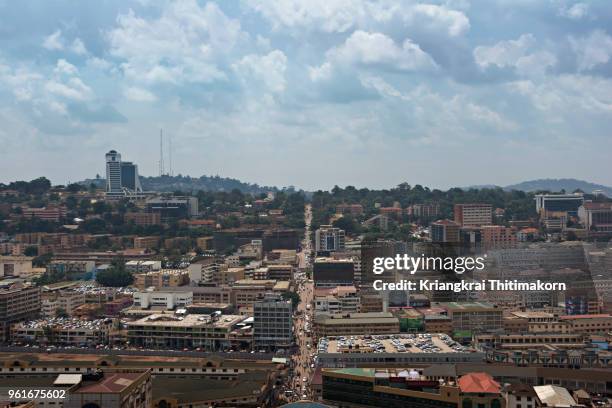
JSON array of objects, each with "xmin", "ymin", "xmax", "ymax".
[{"xmin": 95, "ymin": 257, "xmax": 134, "ymax": 287}]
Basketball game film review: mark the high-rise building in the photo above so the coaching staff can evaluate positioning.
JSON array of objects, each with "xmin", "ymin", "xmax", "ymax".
[
  {"xmin": 253, "ymin": 293, "xmax": 293, "ymax": 350},
  {"xmin": 315, "ymin": 225, "xmax": 346, "ymax": 253},
  {"xmin": 120, "ymin": 161, "xmax": 142, "ymax": 192},
  {"xmin": 454, "ymin": 204, "xmax": 493, "ymax": 227},
  {"xmin": 105, "ymin": 150, "xmax": 122, "ymax": 197},
  {"xmin": 105, "ymin": 150, "xmax": 143, "ymax": 198}
]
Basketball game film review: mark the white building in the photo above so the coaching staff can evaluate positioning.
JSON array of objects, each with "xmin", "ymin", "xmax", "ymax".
[
  {"xmin": 315, "ymin": 225, "xmax": 346, "ymax": 253},
  {"xmin": 125, "ymin": 260, "xmax": 162, "ymax": 274},
  {"xmin": 133, "ymin": 289, "xmax": 193, "ymax": 310},
  {"xmin": 105, "ymin": 150, "xmax": 123, "ymax": 198}
]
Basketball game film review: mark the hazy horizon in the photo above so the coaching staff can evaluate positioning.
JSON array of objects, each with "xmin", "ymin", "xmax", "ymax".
[{"xmin": 1, "ymin": 1, "xmax": 612, "ymax": 190}]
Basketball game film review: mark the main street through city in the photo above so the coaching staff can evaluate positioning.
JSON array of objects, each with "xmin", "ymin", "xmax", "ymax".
[{"xmin": 285, "ymin": 203, "xmax": 315, "ymax": 402}]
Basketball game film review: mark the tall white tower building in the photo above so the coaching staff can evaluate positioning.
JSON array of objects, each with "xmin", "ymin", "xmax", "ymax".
[{"xmin": 105, "ymin": 150, "xmax": 123, "ymax": 198}]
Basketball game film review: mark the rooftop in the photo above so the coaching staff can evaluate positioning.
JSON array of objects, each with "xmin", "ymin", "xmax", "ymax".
[
  {"xmin": 318, "ymin": 333, "xmax": 471, "ymax": 354},
  {"xmin": 457, "ymin": 372, "xmax": 500, "ymax": 394},
  {"xmin": 128, "ymin": 313, "xmax": 245, "ymax": 328}
]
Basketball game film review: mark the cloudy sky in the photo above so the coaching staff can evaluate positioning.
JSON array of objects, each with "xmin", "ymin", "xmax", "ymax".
[{"xmin": 1, "ymin": 0, "xmax": 611, "ymax": 190}]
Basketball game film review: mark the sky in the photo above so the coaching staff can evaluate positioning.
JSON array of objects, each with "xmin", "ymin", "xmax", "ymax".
[{"xmin": 0, "ymin": 0, "xmax": 612, "ymax": 191}]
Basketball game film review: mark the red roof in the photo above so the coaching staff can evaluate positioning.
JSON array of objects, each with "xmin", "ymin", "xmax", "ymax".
[{"xmin": 458, "ymin": 372, "xmax": 500, "ymax": 394}]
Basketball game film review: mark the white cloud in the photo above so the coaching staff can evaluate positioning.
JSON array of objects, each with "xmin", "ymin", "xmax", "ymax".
[
  {"xmin": 44, "ymin": 77, "xmax": 92, "ymax": 101},
  {"xmin": 313, "ymin": 30, "xmax": 437, "ymax": 78},
  {"xmin": 308, "ymin": 62, "xmax": 332, "ymax": 82},
  {"xmin": 405, "ymin": 4, "xmax": 469, "ymax": 37},
  {"xmin": 474, "ymin": 34, "xmax": 556, "ymax": 76},
  {"xmin": 107, "ymin": 0, "xmax": 243, "ymax": 84},
  {"xmin": 244, "ymin": 0, "xmax": 368, "ymax": 33},
  {"xmin": 508, "ymin": 75, "xmax": 612, "ymax": 113},
  {"xmin": 244, "ymin": 0, "xmax": 469, "ymax": 36},
  {"xmin": 54, "ymin": 59, "xmax": 78, "ymax": 76},
  {"xmin": 43, "ymin": 30, "xmax": 64, "ymax": 50},
  {"xmin": 233, "ymin": 50, "xmax": 287, "ymax": 93},
  {"xmin": 70, "ymin": 38, "xmax": 88, "ymax": 55},
  {"xmin": 558, "ymin": 3, "xmax": 589, "ymax": 20},
  {"xmin": 86, "ymin": 57, "xmax": 113, "ymax": 71},
  {"xmin": 569, "ymin": 29, "xmax": 612, "ymax": 71},
  {"xmin": 123, "ymin": 86, "xmax": 157, "ymax": 102}
]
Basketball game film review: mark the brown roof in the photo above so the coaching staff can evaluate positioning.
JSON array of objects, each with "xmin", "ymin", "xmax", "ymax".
[
  {"xmin": 458, "ymin": 372, "xmax": 500, "ymax": 394},
  {"xmin": 76, "ymin": 372, "xmax": 144, "ymax": 394}
]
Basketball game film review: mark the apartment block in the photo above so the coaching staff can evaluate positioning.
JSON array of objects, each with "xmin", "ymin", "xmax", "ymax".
[{"xmin": 454, "ymin": 204, "xmax": 493, "ymax": 227}]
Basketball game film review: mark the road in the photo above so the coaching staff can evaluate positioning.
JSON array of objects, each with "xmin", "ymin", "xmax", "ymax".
[{"xmin": 284, "ymin": 203, "xmax": 316, "ymax": 403}]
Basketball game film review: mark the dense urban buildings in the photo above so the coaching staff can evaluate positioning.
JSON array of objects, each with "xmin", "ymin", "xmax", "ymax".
[{"xmin": 1, "ymin": 158, "xmax": 612, "ymax": 406}]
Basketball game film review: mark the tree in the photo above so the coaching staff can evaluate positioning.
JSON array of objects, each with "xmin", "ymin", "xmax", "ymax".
[
  {"xmin": 55, "ymin": 308, "xmax": 69, "ymax": 318},
  {"xmin": 24, "ymin": 246, "xmax": 38, "ymax": 257},
  {"xmin": 281, "ymin": 291, "xmax": 301, "ymax": 310},
  {"xmin": 95, "ymin": 257, "xmax": 133, "ymax": 287}
]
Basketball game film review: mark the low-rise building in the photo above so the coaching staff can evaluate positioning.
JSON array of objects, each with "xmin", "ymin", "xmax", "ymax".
[
  {"xmin": 0, "ymin": 256, "xmax": 34, "ymax": 277},
  {"xmin": 314, "ymin": 312, "xmax": 400, "ymax": 339},
  {"xmin": 11, "ymin": 318, "xmax": 111, "ymax": 346},
  {"xmin": 126, "ymin": 313, "xmax": 247, "ymax": 350},
  {"xmin": 41, "ymin": 290, "xmax": 86, "ymax": 318},
  {"xmin": 133, "ymin": 289, "xmax": 193, "ymax": 310}
]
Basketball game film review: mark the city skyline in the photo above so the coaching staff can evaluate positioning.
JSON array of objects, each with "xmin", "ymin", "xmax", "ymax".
[{"xmin": 1, "ymin": 1, "xmax": 612, "ymax": 190}]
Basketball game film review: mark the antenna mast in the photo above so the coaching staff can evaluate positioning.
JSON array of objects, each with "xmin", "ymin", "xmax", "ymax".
[
  {"xmin": 169, "ymin": 134, "xmax": 173, "ymax": 177},
  {"xmin": 159, "ymin": 129, "xmax": 165, "ymax": 176}
]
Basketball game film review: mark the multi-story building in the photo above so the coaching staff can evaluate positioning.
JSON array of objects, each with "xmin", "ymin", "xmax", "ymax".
[
  {"xmin": 133, "ymin": 269, "xmax": 189, "ymax": 290},
  {"xmin": 322, "ymin": 368, "xmax": 501, "ymax": 408},
  {"xmin": 0, "ymin": 256, "xmax": 33, "ymax": 277},
  {"xmin": 407, "ymin": 203, "xmax": 440, "ymax": 219},
  {"xmin": 431, "ymin": 220, "xmax": 460, "ymax": 243},
  {"xmin": 314, "ymin": 286, "xmax": 360, "ymax": 314},
  {"xmin": 438, "ymin": 302, "xmax": 503, "ymax": 334},
  {"xmin": 47, "ymin": 260, "xmax": 95, "ymax": 280},
  {"xmin": 41, "ymin": 290, "xmax": 86, "ymax": 318},
  {"xmin": 317, "ymin": 334, "xmax": 484, "ymax": 367},
  {"xmin": 11, "ymin": 318, "xmax": 110, "ymax": 346},
  {"xmin": 20, "ymin": 206, "xmax": 67, "ymax": 222},
  {"xmin": 0, "ymin": 284, "xmax": 41, "ymax": 342},
  {"xmin": 535, "ymin": 193, "xmax": 584, "ymax": 217},
  {"xmin": 336, "ymin": 203, "xmax": 364, "ymax": 216},
  {"xmin": 125, "ymin": 260, "xmax": 162, "ymax": 274},
  {"xmin": 124, "ymin": 212, "xmax": 162, "ymax": 226},
  {"xmin": 265, "ymin": 264, "xmax": 293, "ymax": 281},
  {"xmin": 133, "ymin": 236, "xmax": 160, "ymax": 250},
  {"xmin": 64, "ymin": 369, "xmax": 152, "ymax": 408},
  {"xmin": 126, "ymin": 313, "xmax": 246, "ymax": 350},
  {"xmin": 315, "ymin": 225, "xmax": 346, "ymax": 253},
  {"xmin": 120, "ymin": 161, "xmax": 143, "ymax": 193},
  {"xmin": 253, "ymin": 293, "xmax": 293, "ymax": 350},
  {"xmin": 105, "ymin": 150, "xmax": 123, "ymax": 198},
  {"xmin": 145, "ymin": 196, "xmax": 199, "ymax": 221},
  {"xmin": 480, "ymin": 225, "xmax": 517, "ymax": 250},
  {"xmin": 132, "ymin": 289, "xmax": 193, "ymax": 310},
  {"xmin": 454, "ymin": 204, "xmax": 492, "ymax": 227},
  {"xmin": 578, "ymin": 202, "xmax": 612, "ymax": 237},
  {"xmin": 313, "ymin": 312, "xmax": 400, "ymax": 339},
  {"xmin": 559, "ymin": 314, "xmax": 612, "ymax": 334},
  {"xmin": 313, "ymin": 258, "xmax": 354, "ymax": 288}
]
